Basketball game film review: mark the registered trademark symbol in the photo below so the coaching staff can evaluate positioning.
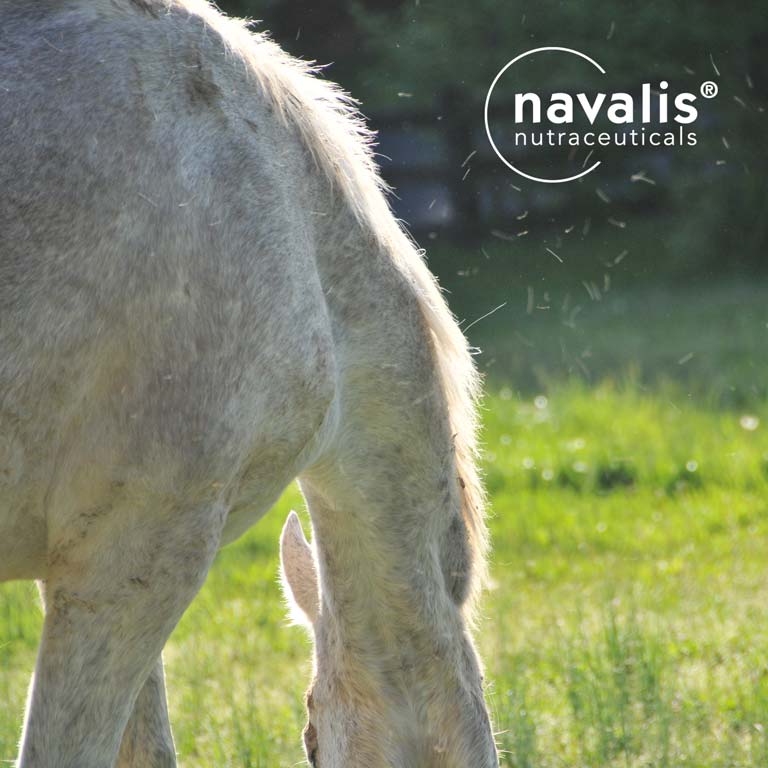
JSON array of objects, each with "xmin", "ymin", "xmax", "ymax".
[{"xmin": 700, "ymin": 81, "xmax": 718, "ymax": 98}]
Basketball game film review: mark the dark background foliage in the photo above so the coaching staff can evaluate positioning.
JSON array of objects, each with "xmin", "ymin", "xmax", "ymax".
[{"xmin": 216, "ymin": 0, "xmax": 767, "ymax": 279}]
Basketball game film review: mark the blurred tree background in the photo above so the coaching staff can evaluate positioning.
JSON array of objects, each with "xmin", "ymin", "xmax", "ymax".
[{"xmin": 214, "ymin": 0, "xmax": 767, "ymax": 280}]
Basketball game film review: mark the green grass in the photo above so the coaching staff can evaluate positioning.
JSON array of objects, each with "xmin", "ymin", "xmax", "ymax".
[
  {"xmin": 2, "ymin": 262, "xmax": 768, "ymax": 766},
  {"xmin": 482, "ymin": 384, "xmax": 768, "ymax": 767}
]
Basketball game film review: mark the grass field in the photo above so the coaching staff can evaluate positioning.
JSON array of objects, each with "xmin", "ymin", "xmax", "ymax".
[{"xmin": 1, "ymin": 223, "xmax": 767, "ymax": 766}]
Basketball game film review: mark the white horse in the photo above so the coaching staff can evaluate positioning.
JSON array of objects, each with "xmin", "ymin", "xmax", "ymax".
[{"xmin": 0, "ymin": 0, "xmax": 497, "ymax": 765}]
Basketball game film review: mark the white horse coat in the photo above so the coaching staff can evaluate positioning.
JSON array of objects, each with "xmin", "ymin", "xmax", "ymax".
[{"xmin": 0, "ymin": 1, "xmax": 496, "ymax": 765}]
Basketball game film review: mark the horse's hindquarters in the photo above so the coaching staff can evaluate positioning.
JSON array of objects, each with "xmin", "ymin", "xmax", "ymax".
[{"xmin": 0, "ymin": 0, "xmax": 341, "ymax": 582}]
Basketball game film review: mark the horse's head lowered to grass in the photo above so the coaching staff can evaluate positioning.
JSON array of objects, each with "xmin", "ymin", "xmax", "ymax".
[{"xmin": 280, "ymin": 510, "xmax": 498, "ymax": 768}]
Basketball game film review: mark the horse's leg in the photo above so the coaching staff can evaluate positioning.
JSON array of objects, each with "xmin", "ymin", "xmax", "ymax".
[
  {"xmin": 116, "ymin": 657, "xmax": 176, "ymax": 768},
  {"xmin": 36, "ymin": 585, "xmax": 176, "ymax": 767},
  {"xmin": 18, "ymin": 494, "xmax": 225, "ymax": 768}
]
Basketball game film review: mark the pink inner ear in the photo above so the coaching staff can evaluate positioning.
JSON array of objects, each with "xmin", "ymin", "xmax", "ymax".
[{"xmin": 279, "ymin": 511, "xmax": 320, "ymax": 626}]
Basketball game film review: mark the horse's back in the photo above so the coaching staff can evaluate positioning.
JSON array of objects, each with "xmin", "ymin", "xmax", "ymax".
[
  {"xmin": 0, "ymin": 0, "xmax": 315, "ymax": 331},
  {"xmin": 0, "ymin": 0, "xmax": 336, "ymax": 580}
]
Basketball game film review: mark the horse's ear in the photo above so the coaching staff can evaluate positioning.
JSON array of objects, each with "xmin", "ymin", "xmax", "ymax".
[{"xmin": 279, "ymin": 510, "xmax": 320, "ymax": 628}]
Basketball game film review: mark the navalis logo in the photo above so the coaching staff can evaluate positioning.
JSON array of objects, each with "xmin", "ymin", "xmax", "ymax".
[{"xmin": 484, "ymin": 46, "xmax": 718, "ymax": 184}]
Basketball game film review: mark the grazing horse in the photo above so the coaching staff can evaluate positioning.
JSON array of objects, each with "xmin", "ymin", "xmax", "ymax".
[{"xmin": 0, "ymin": 0, "xmax": 498, "ymax": 765}]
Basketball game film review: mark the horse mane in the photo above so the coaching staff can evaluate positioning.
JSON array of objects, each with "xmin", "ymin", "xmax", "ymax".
[{"xmin": 182, "ymin": 0, "xmax": 488, "ymax": 608}]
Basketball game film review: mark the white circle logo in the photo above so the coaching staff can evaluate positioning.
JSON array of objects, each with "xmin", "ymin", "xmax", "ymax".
[
  {"xmin": 700, "ymin": 81, "xmax": 718, "ymax": 98},
  {"xmin": 484, "ymin": 47, "xmax": 606, "ymax": 185}
]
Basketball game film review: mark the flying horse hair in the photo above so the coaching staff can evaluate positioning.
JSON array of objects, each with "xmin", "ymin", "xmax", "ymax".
[{"xmin": 0, "ymin": 0, "xmax": 497, "ymax": 765}]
